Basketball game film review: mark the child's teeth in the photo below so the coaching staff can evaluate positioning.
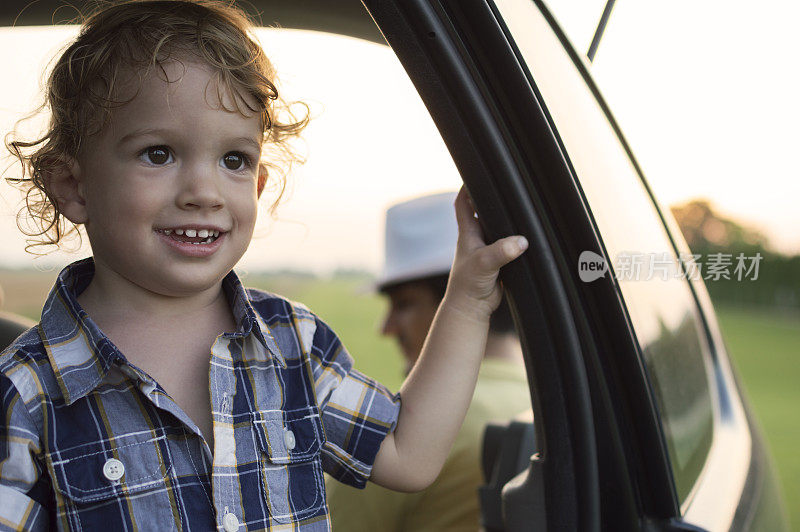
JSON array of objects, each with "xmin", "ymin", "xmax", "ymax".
[{"xmin": 162, "ymin": 228, "xmax": 218, "ymax": 241}]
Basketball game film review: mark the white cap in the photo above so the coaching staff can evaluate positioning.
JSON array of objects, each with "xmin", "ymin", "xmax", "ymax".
[{"xmin": 376, "ymin": 191, "xmax": 458, "ymax": 291}]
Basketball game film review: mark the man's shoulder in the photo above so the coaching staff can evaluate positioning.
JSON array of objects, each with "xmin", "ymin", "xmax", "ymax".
[{"xmin": 457, "ymin": 361, "xmax": 529, "ymax": 428}]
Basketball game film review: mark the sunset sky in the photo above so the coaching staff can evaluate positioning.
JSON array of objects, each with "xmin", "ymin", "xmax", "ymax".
[{"xmin": 0, "ymin": 1, "xmax": 797, "ymax": 274}]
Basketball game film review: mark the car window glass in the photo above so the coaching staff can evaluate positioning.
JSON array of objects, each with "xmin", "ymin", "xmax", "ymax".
[{"xmin": 491, "ymin": 0, "xmax": 715, "ymax": 504}]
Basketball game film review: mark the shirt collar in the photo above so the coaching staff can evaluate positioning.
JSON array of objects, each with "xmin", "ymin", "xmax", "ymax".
[
  {"xmin": 220, "ymin": 268, "xmax": 287, "ymax": 368},
  {"xmin": 40, "ymin": 258, "xmax": 285, "ymax": 405}
]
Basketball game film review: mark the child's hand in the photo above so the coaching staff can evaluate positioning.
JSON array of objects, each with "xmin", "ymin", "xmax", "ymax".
[
  {"xmin": 444, "ymin": 186, "xmax": 528, "ymax": 322},
  {"xmin": 372, "ymin": 187, "xmax": 528, "ymax": 491}
]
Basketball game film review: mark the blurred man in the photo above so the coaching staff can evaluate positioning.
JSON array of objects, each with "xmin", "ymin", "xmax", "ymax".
[{"xmin": 326, "ymin": 191, "xmax": 531, "ymax": 531}]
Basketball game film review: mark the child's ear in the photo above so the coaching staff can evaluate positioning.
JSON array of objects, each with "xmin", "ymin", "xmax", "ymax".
[
  {"xmin": 45, "ymin": 157, "xmax": 88, "ymax": 224},
  {"xmin": 257, "ymin": 163, "xmax": 267, "ymax": 198}
]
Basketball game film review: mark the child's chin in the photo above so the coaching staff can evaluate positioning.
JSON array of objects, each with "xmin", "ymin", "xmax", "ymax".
[{"xmin": 143, "ymin": 269, "xmax": 230, "ymax": 297}]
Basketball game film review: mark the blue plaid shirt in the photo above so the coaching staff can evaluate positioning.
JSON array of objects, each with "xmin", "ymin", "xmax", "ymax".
[{"xmin": 0, "ymin": 259, "xmax": 400, "ymax": 531}]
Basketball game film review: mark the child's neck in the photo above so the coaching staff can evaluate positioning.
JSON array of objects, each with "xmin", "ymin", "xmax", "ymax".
[
  {"xmin": 75, "ymin": 262, "xmax": 236, "ymax": 448},
  {"xmin": 76, "ymin": 263, "xmax": 234, "ymax": 331}
]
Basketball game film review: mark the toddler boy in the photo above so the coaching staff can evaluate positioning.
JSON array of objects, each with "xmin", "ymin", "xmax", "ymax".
[{"xmin": 0, "ymin": 2, "xmax": 527, "ymax": 530}]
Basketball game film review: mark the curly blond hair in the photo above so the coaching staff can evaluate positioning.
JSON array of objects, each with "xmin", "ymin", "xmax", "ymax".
[{"xmin": 5, "ymin": 0, "xmax": 308, "ymax": 253}]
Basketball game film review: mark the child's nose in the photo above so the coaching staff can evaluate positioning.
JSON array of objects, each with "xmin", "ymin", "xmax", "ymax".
[{"xmin": 176, "ymin": 165, "xmax": 225, "ymax": 210}]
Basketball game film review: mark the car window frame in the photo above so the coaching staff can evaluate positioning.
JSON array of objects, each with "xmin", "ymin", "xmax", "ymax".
[
  {"xmin": 492, "ymin": 0, "xmax": 719, "ymax": 505},
  {"xmin": 469, "ymin": 0, "xmax": 755, "ymax": 528},
  {"xmin": 362, "ymin": 0, "xmax": 638, "ymax": 529},
  {"xmin": 365, "ymin": 0, "xmax": 753, "ymax": 529},
  {"xmin": 514, "ymin": 3, "xmax": 754, "ymax": 528}
]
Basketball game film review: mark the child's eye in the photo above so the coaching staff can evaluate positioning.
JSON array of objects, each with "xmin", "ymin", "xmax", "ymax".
[
  {"xmin": 141, "ymin": 146, "xmax": 173, "ymax": 166},
  {"xmin": 221, "ymin": 152, "xmax": 250, "ymax": 171}
]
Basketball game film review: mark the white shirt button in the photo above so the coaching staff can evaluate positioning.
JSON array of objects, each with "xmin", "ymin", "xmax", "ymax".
[
  {"xmin": 220, "ymin": 393, "xmax": 229, "ymax": 413},
  {"xmin": 284, "ymin": 429, "xmax": 296, "ymax": 451},
  {"xmin": 102, "ymin": 458, "xmax": 125, "ymax": 481},
  {"xmin": 223, "ymin": 512, "xmax": 240, "ymax": 532}
]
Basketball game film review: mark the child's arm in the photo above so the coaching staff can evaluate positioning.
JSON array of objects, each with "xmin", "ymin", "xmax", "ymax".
[{"xmin": 370, "ymin": 186, "xmax": 529, "ymax": 491}]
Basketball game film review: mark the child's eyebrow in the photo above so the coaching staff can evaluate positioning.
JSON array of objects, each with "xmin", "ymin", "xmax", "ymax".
[
  {"xmin": 232, "ymin": 137, "xmax": 264, "ymax": 152},
  {"xmin": 118, "ymin": 128, "xmax": 262, "ymax": 151},
  {"xmin": 118, "ymin": 128, "xmax": 173, "ymax": 145}
]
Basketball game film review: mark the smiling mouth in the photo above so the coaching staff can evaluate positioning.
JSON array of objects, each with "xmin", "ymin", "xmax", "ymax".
[{"xmin": 156, "ymin": 228, "xmax": 223, "ymax": 245}]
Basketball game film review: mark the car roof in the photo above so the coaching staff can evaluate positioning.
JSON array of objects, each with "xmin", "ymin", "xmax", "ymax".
[{"xmin": 0, "ymin": 0, "xmax": 386, "ymax": 44}]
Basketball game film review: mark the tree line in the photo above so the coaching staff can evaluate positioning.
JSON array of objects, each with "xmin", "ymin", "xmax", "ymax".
[{"xmin": 671, "ymin": 200, "xmax": 799, "ymax": 310}]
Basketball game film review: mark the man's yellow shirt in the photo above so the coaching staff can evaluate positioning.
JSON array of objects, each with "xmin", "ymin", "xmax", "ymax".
[{"xmin": 326, "ymin": 358, "xmax": 531, "ymax": 531}]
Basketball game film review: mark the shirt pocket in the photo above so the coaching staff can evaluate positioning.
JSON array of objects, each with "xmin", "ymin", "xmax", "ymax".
[
  {"xmin": 45, "ymin": 433, "xmax": 174, "ymax": 505},
  {"xmin": 252, "ymin": 407, "xmax": 326, "ymax": 523}
]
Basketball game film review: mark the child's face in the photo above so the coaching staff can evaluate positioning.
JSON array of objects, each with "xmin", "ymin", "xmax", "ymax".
[{"xmin": 73, "ymin": 59, "xmax": 262, "ymax": 297}]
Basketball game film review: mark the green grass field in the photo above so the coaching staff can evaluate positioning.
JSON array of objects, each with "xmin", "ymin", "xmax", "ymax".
[
  {"xmin": 1, "ymin": 270, "xmax": 797, "ymax": 525},
  {"xmin": 715, "ymin": 305, "xmax": 799, "ymax": 529}
]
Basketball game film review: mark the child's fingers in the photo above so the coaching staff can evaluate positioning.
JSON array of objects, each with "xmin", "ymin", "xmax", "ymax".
[
  {"xmin": 475, "ymin": 234, "xmax": 529, "ymax": 274},
  {"xmin": 454, "ymin": 186, "xmax": 485, "ymax": 247},
  {"xmin": 455, "ymin": 185, "xmax": 528, "ymax": 268}
]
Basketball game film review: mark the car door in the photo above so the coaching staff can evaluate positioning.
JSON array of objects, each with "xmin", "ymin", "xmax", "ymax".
[{"xmin": 361, "ymin": 0, "xmax": 788, "ymax": 530}]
